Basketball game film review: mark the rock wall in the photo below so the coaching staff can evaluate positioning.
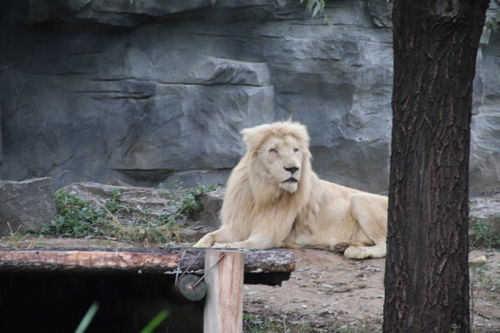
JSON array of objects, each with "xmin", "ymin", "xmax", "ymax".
[
  {"xmin": 0, "ymin": 0, "xmax": 498, "ymax": 194},
  {"xmin": 0, "ymin": 177, "xmax": 55, "ymax": 235}
]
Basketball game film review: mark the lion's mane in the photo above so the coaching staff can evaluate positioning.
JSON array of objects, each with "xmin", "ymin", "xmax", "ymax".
[{"xmin": 220, "ymin": 121, "xmax": 314, "ymax": 247}]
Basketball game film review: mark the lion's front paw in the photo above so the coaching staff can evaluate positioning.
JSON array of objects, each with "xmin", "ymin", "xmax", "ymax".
[
  {"xmin": 193, "ymin": 241, "xmax": 211, "ymax": 248},
  {"xmin": 212, "ymin": 242, "xmax": 229, "ymax": 248},
  {"xmin": 193, "ymin": 234, "xmax": 215, "ymax": 248},
  {"xmin": 212, "ymin": 242, "xmax": 241, "ymax": 249}
]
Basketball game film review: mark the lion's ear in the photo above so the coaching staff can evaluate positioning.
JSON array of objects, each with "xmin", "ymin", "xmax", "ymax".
[{"xmin": 241, "ymin": 124, "xmax": 270, "ymax": 153}]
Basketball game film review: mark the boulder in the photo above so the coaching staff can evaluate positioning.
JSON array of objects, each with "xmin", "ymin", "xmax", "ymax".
[
  {"xmin": 59, "ymin": 182, "xmax": 178, "ymax": 218},
  {"xmin": 196, "ymin": 187, "xmax": 225, "ymax": 228},
  {"xmin": 161, "ymin": 170, "xmax": 230, "ymax": 191},
  {"xmin": 470, "ymin": 192, "xmax": 500, "ymax": 223},
  {"xmin": 58, "ymin": 182, "xmax": 218, "ymax": 241},
  {"xmin": 0, "ymin": 178, "xmax": 56, "ymax": 236}
]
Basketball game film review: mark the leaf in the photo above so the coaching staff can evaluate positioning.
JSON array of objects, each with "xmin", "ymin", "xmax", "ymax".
[
  {"xmin": 74, "ymin": 302, "xmax": 100, "ymax": 333},
  {"xmin": 306, "ymin": 0, "xmax": 315, "ymax": 12},
  {"xmin": 312, "ymin": 3, "xmax": 321, "ymax": 17},
  {"xmin": 141, "ymin": 309, "xmax": 170, "ymax": 333}
]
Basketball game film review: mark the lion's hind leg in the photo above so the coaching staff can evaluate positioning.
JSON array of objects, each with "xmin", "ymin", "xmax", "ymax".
[
  {"xmin": 343, "ymin": 193, "xmax": 388, "ymax": 259},
  {"xmin": 343, "ymin": 243, "xmax": 386, "ymax": 259}
]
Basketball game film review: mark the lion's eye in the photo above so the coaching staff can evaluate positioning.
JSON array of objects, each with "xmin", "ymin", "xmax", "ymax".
[
  {"xmin": 294, "ymin": 148, "xmax": 300, "ymax": 152},
  {"xmin": 269, "ymin": 148, "xmax": 278, "ymax": 154}
]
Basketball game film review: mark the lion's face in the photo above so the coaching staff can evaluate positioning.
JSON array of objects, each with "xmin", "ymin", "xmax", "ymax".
[{"xmin": 258, "ymin": 135, "xmax": 304, "ymax": 193}]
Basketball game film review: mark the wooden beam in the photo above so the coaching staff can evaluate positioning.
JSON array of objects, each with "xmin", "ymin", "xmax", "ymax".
[
  {"xmin": 0, "ymin": 247, "xmax": 295, "ymax": 275},
  {"xmin": 204, "ymin": 250, "xmax": 244, "ymax": 333}
]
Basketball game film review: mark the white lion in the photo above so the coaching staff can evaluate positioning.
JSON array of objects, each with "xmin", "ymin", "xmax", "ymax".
[{"xmin": 194, "ymin": 121, "xmax": 388, "ymax": 259}]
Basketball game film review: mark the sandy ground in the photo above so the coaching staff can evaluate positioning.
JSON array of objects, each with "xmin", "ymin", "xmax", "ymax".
[{"xmin": 243, "ymin": 248, "xmax": 499, "ymax": 332}]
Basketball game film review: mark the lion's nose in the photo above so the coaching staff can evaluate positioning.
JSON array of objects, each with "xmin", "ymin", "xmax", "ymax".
[{"xmin": 284, "ymin": 166, "xmax": 299, "ymax": 174}]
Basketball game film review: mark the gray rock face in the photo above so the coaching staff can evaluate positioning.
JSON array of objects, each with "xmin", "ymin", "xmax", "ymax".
[
  {"xmin": 471, "ymin": 20, "xmax": 500, "ymax": 194},
  {"xmin": 0, "ymin": 177, "xmax": 56, "ymax": 236},
  {"xmin": 470, "ymin": 192, "xmax": 500, "ymax": 223},
  {"xmin": 367, "ymin": 0, "xmax": 393, "ymax": 28},
  {"xmin": 0, "ymin": 0, "xmax": 498, "ymax": 195}
]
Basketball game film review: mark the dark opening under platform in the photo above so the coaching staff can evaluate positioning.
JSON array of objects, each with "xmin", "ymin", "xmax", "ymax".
[{"xmin": 0, "ymin": 246, "xmax": 295, "ymax": 333}]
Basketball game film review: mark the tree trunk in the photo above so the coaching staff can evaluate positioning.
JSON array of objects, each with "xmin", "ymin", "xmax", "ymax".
[{"xmin": 383, "ymin": 1, "xmax": 489, "ymax": 333}]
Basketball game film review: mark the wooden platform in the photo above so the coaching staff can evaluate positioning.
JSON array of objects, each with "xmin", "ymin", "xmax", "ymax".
[
  {"xmin": 0, "ymin": 246, "xmax": 295, "ymax": 285},
  {"xmin": 0, "ymin": 246, "xmax": 295, "ymax": 332}
]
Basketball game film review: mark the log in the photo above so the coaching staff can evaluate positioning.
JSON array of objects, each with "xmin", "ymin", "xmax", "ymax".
[
  {"xmin": 203, "ymin": 250, "xmax": 244, "ymax": 333},
  {"xmin": 0, "ymin": 247, "xmax": 295, "ymax": 276}
]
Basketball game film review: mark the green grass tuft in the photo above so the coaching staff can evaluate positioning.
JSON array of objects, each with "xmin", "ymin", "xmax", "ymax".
[{"xmin": 469, "ymin": 215, "xmax": 500, "ymax": 249}]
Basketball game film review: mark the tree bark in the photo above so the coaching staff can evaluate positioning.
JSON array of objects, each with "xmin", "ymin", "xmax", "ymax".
[{"xmin": 383, "ymin": 1, "xmax": 489, "ymax": 333}]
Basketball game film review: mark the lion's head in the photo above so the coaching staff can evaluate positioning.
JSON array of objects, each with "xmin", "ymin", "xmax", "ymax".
[{"xmin": 241, "ymin": 121, "xmax": 312, "ymax": 194}]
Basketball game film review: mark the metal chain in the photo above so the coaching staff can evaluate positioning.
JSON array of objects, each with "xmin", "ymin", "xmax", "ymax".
[
  {"xmin": 174, "ymin": 250, "xmax": 226, "ymax": 289},
  {"xmin": 175, "ymin": 250, "xmax": 203, "ymax": 286},
  {"xmin": 193, "ymin": 253, "xmax": 225, "ymax": 288}
]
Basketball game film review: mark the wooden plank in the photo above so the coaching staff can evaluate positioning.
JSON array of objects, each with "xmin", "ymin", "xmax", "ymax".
[
  {"xmin": 0, "ymin": 247, "xmax": 295, "ymax": 275},
  {"xmin": 204, "ymin": 250, "xmax": 244, "ymax": 333}
]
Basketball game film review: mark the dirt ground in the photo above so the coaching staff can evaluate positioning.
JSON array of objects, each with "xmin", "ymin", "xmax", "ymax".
[{"xmin": 243, "ymin": 248, "xmax": 499, "ymax": 333}]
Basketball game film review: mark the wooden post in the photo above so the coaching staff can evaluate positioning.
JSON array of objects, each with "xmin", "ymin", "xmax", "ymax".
[{"xmin": 203, "ymin": 250, "xmax": 244, "ymax": 333}]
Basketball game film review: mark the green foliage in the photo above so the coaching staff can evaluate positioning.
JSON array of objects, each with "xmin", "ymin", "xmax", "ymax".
[
  {"xmin": 140, "ymin": 309, "xmax": 170, "ymax": 333},
  {"xmin": 178, "ymin": 184, "xmax": 219, "ymax": 216},
  {"xmin": 469, "ymin": 213, "xmax": 498, "ymax": 331},
  {"xmin": 470, "ymin": 261, "xmax": 492, "ymax": 285},
  {"xmin": 449, "ymin": 323, "xmax": 460, "ymax": 333},
  {"xmin": 39, "ymin": 184, "xmax": 219, "ymax": 244},
  {"xmin": 243, "ymin": 313, "xmax": 380, "ymax": 333},
  {"xmin": 42, "ymin": 191, "xmax": 109, "ymax": 238},
  {"xmin": 301, "ymin": 0, "xmax": 326, "ymax": 18},
  {"xmin": 75, "ymin": 302, "xmax": 100, "ymax": 333},
  {"xmin": 485, "ymin": 12, "xmax": 499, "ymax": 32},
  {"xmin": 74, "ymin": 303, "xmax": 168, "ymax": 333},
  {"xmin": 469, "ymin": 215, "xmax": 500, "ymax": 249},
  {"xmin": 336, "ymin": 324, "xmax": 381, "ymax": 333},
  {"xmin": 104, "ymin": 189, "xmax": 124, "ymax": 213},
  {"xmin": 337, "ymin": 327, "xmax": 354, "ymax": 333},
  {"xmin": 243, "ymin": 314, "xmax": 283, "ymax": 333},
  {"xmin": 469, "ymin": 259, "xmax": 495, "ymax": 333}
]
